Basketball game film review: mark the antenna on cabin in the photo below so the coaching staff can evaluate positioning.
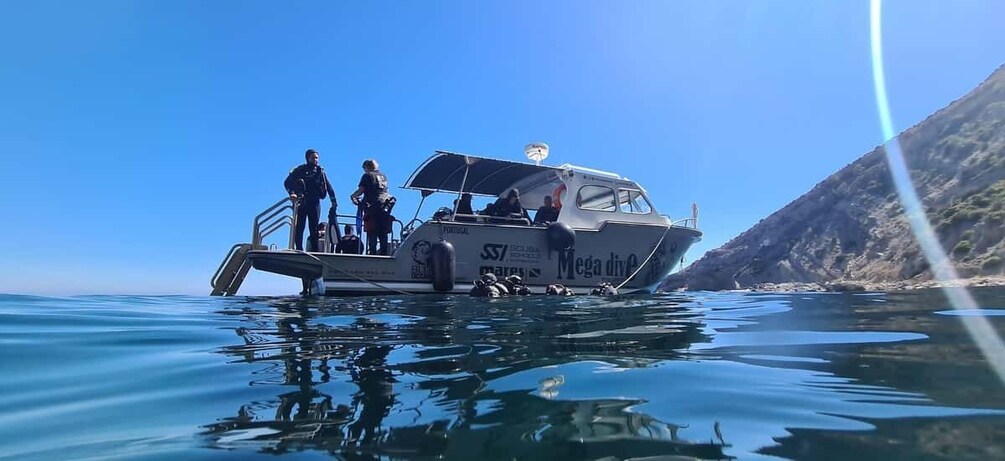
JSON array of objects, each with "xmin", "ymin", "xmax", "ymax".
[{"xmin": 524, "ymin": 142, "xmax": 549, "ymax": 165}]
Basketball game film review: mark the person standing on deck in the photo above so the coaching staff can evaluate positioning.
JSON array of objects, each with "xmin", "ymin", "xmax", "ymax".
[
  {"xmin": 284, "ymin": 148, "xmax": 337, "ymax": 251},
  {"xmin": 350, "ymin": 159, "xmax": 393, "ymax": 255}
]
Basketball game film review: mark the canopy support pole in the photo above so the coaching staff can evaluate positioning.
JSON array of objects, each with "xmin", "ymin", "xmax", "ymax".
[{"xmin": 452, "ymin": 156, "xmax": 473, "ymax": 215}]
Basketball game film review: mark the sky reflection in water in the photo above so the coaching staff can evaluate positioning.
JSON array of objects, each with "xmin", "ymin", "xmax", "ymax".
[{"xmin": 0, "ymin": 289, "xmax": 1003, "ymax": 460}]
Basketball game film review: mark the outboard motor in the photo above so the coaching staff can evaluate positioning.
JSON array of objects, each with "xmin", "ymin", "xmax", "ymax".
[
  {"xmin": 546, "ymin": 222, "xmax": 576, "ymax": 252},
  {"xmin": 429, "ymin": 241, "xmax": 455, "ymax": 292}
]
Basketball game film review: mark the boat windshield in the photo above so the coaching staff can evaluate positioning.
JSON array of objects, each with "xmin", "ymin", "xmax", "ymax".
[{"xmin": 618, "ymin": 189, "xmax": 652, "ymax": 214}]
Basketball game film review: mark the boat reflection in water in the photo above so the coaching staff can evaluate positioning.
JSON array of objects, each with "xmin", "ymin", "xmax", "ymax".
[{"xmin": 202, "ymin": 295, "xmax": 732, "ymax": 459}]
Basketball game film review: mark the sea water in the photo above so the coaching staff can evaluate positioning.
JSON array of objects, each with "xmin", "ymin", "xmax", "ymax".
[{"xmin": 0, "ymin": 289, "xmax": 1003, "ymax": 460}]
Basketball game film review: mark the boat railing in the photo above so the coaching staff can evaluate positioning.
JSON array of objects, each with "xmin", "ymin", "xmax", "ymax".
[
  {"xmin": 250, "ymin": 198, "xmax": 355, "ymax": 249},
  {"xmin": 446, "ymin": 212, "xmax": 532, "ymax": 226},
  {"xmin": 259, "ymin": 219, "xmax": 293, "ymax": 244},
  {"xmin": 324, "ymin": 212, "xmax": 406, "ymax": 253},
  {"xmin": 252, "ymin": 198, "xmax": 298, "ymax": 249},
  {"xmin": 667, "ymin": 215, "xmax": 699, "ymax": 231},
  {"xmin": 675, "ymin": 217, "xmax": 699, "ymax": 228}
]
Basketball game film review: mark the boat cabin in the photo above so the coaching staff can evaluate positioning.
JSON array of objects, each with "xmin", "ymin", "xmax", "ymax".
[{"xmin": 403, "ymin": 151, "xmax": 669, "ymax": 231}]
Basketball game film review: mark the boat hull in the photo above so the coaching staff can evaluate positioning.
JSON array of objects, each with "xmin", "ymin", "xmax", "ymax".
[{"xmin": 248, "ymin": 220, "xmax": 701, "ymax": 296}]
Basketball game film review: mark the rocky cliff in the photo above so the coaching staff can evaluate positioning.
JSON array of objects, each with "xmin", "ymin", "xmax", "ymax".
[{"xmin": 664, "ymin": 65, "xmax": 1005, "ymax": 291}]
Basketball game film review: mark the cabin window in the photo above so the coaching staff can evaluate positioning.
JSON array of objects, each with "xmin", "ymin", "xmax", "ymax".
[
  {"xmin": 576, "ymin": 185, "xmax": 617, "ymax": 212},
  {"xmin": 618, "ymin": 189, "xmax": 652, "ymax": 214}
]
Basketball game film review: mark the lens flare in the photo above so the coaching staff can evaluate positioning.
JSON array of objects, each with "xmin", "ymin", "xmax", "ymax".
[{"xmin": 869, "ymin": 0, "xmax": 1005, "ymax": 383}]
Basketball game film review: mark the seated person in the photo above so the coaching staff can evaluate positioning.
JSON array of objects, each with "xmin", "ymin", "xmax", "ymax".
[
  {"xmin": 481, "ymin": 202, "xmax": 498, "ymax": 217},
  {"xmin": 454, "ymin": 193, "xmax": 475, "ymax": 222},
  {"xmin": 533, "ymin": 195, "xmax": 560, "ymax": 225},
  {"xmin": 491, "ymin": 189, "xmax": 530, "ymax": 222},
  {"xmin": 335, "ymin": 224, "xmax": 364, "ymax": 254}
]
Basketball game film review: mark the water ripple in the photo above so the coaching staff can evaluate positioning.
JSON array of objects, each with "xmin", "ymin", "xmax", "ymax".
[{"xmin": 0, "ymin": 290, "xmax": 1003, "ymax": 460}]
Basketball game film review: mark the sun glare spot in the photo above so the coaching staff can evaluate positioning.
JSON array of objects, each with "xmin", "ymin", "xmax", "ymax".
[{"xmin": 869, "ymin": 0, "xmax": 1005, "ymax": 383}]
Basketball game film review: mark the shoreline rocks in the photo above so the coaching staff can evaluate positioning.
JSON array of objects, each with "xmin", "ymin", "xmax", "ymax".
[{"xmin": 661, "ymin": 275, "xmax": 1005, "ymax": 293}]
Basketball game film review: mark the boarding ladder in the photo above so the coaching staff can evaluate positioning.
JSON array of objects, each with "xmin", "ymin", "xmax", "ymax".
[{"xmin": 210, "ymin": 198, "xmax": 298, "ymax": 296}]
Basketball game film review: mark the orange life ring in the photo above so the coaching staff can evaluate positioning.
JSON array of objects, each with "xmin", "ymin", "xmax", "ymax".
[{"xmin": 553, "ymin": 183, "xmax": 567, "ymax": 209}]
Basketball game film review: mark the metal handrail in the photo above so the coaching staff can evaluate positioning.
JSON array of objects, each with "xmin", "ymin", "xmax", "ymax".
[
  {"xmin": 247, "ymin": 198, "xmax": 413, "ymax": 255},
  {"xmin": 260, "ymin": 218, "xmax": 291, "ymax": 236},
  {"xmin": 211, "ymin": 243, "xmax": 243, "ymax": 288},
  {"xmin": 252, "ymin": 198, "xmax": 296, "ymax": 248},
  {"xmin": 260, "ymin": 218, "xmax": 293, "ymax": 243},
  {"xmin": 664, "ymin": 202, "xmax": 699, "ymax": 229},
  {"xmin": 326, "ymin": 212, "xmax": 364, "ymax": 230},
  {"xmin": 253, "ymin": 204, "xmax": 294, "ymax": 247},
  {"xmin": 258, "ymin": 212, "xmax": 293, "ymax": 242},
  {"xmin": 249, "ymin": 200, "xmax": 375, "ymax": 251},
  {"xmin": 257, "ymin": 206, "xmax": 293, "ymax": 235},
  {"xmin": 446, "ymin": 212, "xmax": 532, "ymax": 226},
  {"xmin": 671, "ymin": 217, "xmax": 698, "ymax": 229},
  {"xmin": 327, "ymin": 211, "xmax": 406, "ymax": 248},
  {"xmin": 389, "ymin": 218, "xmax": 405, "ymax": 253}
]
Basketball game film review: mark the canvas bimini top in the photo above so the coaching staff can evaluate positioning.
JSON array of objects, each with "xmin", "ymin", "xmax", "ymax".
[{"xmin": 402, "ymin": 151, "xmax": 568, "ymax": 197}]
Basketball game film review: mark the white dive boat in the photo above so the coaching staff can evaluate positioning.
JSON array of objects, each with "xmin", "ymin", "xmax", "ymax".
[{"xmin": 211, "ymin": 149, "xmax": 701, "ymax": 296}]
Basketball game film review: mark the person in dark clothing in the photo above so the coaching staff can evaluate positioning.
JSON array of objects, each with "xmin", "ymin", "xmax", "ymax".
[
  {"xmin": 533, "ymin": 195, "xmax": 560, "ymax": 225},
  {"xmin": 590, "ymin": 282, "xmax": 619, "ymax": 296},
  {"xmin": 469, "ymin": 278, "xmax": 502, "ymax": 298},
  {"xmin": 350, "ymin": 159, "xmax": 393, "ymax": 255},
  {"xmin": 469, "ymin": 273, "xmax": 509, "ymax": 297},
  {"xmin": 335, "ymin": 224, "xmax": 364, "ymax": 254},
  {"xmin": 491, "ymin": 189, "xmax": 530, "ymax": 222},
  {"xmin": 546, "ymin": 284, "xmax": 575, "ymax": 296},
  {"xmin": 285, "ymin": 148, "xmax": 337, "ymax": 251},
  {"xmin": 306, "ymin": 223, "xmax": 327, "ymax": 252},
  {"xmin": 481, "ymin": 202, "xmax": 498, "ymax": 217},
  {"xmin": 501, "ymin": 275, "xmax": 532, "ymax": 295},
  {"xmin": 454, "ymin": 193, "xmax": 474, "ymax": 222}
]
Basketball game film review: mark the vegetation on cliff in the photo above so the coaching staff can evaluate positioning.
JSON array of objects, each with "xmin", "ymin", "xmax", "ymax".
[{"xmin": 664, "ymin": 65, "xmax": 1005, "ymax": 291}]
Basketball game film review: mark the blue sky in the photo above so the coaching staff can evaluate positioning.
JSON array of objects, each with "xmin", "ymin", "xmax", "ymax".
[{"xmin": 1, "ymin": 1, "xmax": 1002, "ymax": 295}]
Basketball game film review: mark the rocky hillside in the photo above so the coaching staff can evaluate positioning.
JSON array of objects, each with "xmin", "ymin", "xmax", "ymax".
[{"xmin": 664, "ymin": 65, "xmax": 1005, "ymax": 291}]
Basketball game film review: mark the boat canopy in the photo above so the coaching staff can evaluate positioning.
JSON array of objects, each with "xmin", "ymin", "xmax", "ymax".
[{"xmin": 403, "ymin": 151, "xmax": 566, "ymax": 197}]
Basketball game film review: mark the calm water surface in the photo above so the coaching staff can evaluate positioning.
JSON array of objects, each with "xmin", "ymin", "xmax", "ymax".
[{"xmin": 1, "ymin": 289, "xmax": 1003, "ymax": 460}]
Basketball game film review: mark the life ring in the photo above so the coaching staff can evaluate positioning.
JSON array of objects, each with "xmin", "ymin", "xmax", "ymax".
[{"xmin": 552, "ymin": 183, "xmax": 567, "ymax": 209}]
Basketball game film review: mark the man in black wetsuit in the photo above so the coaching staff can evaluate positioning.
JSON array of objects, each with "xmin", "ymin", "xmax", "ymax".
[
  {"xmin": 284, "ymin": 148, "xmax": 337, "ymax": 251},
  {"xmin": 350, "ymin": 159, "xmax": 393, "ymax": 255}
]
